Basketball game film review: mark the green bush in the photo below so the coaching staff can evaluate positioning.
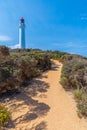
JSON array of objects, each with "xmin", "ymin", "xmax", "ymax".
[
  {"xmin": 74, "ymin": 89, "xmax": 83, "ymax": 100},
  {"xmin": 51, "ymin": 51, "xmax": 67, "ymax": 60},
  {"xmin": 32, "ymin": 69, "xmax": 41, "ymax": 77},
  {"xmin": 0, "ymin": 103, "xmax": 10, "ymax": 126}
]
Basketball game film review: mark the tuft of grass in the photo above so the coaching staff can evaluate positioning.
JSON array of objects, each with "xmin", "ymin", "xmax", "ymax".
[
  {"xmin": 74, "ymin": 89, "xmax": 83, "ymax": 100},
  {"xmin": 0, "ymin": 102, "xmax": 10, "ymax": 127},
  {"xmin": 74, "ymin": 90, "xmax": 87, "ymax": 117}
]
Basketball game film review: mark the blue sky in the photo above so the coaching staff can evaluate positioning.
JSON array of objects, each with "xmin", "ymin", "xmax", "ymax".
[{"xmin": 0, "ymin": 0, "xmax": 87, "ymax": 56}]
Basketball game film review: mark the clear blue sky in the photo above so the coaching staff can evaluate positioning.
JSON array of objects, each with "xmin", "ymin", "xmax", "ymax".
[{"xmin": 0, "ymin": 0, "xmax": 87, "ymax": 56}]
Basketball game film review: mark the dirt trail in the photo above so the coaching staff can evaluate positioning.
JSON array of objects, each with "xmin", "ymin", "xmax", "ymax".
[
  {"xmin": 3, "ymin": 60, "xmax": 87, "ymax": 130},
  {"xmin": 40, "ymin": 60, "xmax": 87, "ymax": 130}
]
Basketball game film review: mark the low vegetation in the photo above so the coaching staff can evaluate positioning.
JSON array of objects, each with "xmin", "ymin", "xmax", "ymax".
[
  {"xmin": 47, "ymin": 50, "xmax": 67, "ymax": 60},
  {"xmin": 60, "ymin": 54, "xmax": 87, "ymax": 117},
  {"xmin": 0, "ymin": 102, "xmax": 10, "ymax": 127},
  {"xmin": 0, "ymin": 46, "xmax": 52, "ymax": 94}
]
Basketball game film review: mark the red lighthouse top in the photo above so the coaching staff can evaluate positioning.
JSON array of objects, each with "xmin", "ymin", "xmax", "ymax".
[{"xmin": 20, "ymin": 17, "xmax": 24, "ymax": 22}]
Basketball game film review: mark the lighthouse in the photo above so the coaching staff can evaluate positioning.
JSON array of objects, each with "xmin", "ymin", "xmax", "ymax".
[{"xmin": 19, "ymin": 17, "xmax": 25, "ymax": 49}]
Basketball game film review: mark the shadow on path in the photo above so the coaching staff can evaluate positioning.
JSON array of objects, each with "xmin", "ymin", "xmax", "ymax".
[
  {"xmin": 51, "ymin": 60, "xmax": 60, "ymax": 71},
  {"xmin": 1, "ymin": 61, "xmax": 61, "ymax": 129},
  {"xmin": 1, "ymin": 79, "xmax": 50, "ymax": 129}
]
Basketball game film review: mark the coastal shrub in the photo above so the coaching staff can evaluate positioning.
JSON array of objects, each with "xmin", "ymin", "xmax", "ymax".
[
  {"xmin": 61, "ymin": 59, "xmax": 87, "ymax": 89},
  {"xmin": 0, "ymin": 46, "xmax": 51, "ymax": 94},
  {"xmin": 77, "ymin": 94, "xmax": 87, "ymax": 116},
  {"xmin": 59, "ymin": 54, "xmax": 85, "ymax": 63},
  {"xmin": 50, "ymin": 51, "xmax": 67, "ymax": 60},
  {"xmin": 0, "ymin": 46, "xmax": 9, "ymax": 57}
]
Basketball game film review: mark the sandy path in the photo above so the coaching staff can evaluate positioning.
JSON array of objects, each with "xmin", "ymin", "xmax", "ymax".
[
  {"xmin": 39, "ymin": 60, "xmax": 87, "ymax": 130},
  {"xmin": 2, "ymin": 60, "xmax": 87, "ymax": 130}
]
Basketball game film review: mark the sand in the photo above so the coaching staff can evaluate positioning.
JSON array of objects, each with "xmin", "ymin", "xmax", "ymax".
[{"xmin": 2, "ymin": 60, "xmax": 87, "ymax": 130}]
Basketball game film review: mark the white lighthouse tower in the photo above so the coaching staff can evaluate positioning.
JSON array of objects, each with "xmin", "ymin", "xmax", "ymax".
[{"xmin": 19, "ymin": 17, "xmax": 25, "ymax": 49}]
